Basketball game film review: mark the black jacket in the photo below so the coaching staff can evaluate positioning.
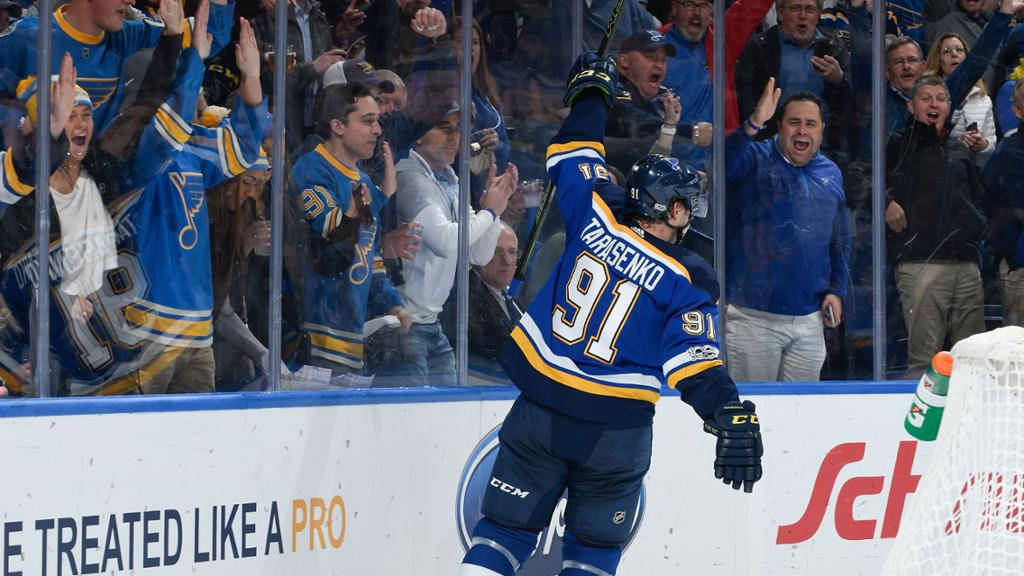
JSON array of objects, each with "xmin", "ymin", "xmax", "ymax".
[
  {"xmin": 735, "ymin": 25, "xmax": 853, "ymax": 165},
  {"xmin": 886, "ymin": 120, "xmax": 988, "ymax": 264}
]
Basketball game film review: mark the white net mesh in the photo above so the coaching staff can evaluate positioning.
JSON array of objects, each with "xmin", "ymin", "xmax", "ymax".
[{"xmin": 881, "ymin": 326, "xmax": 1024, "ymax": 576}]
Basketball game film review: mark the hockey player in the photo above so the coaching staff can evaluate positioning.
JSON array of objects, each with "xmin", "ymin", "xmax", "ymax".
[
  {"xmin": 289, "ymin": 83, "xmax": 411, "ymax": 373},
  {"xmin": 458, "ymin": 53, "xmax": 764, "ymax": 576}
]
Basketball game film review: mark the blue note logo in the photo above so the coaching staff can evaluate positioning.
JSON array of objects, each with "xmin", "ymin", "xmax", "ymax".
[{"xmin": 456, "ymin": 425, "xmax": 645, "ymax": 574}]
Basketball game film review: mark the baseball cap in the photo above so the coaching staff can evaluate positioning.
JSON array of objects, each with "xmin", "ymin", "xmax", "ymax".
[
  {"xmin": 0, "ymin": 0, "xmax": 22, "ymax": 18},
  {"xmin": 619, "ymin": 30, "xmax": 676, "ymax": 57},
  {"xmin": 323, "ymin": 59, "xmax": 396, "ymax": 94}
]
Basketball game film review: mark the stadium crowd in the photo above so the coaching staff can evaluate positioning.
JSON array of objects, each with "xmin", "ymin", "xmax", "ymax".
[{"xmin": 1, "ymin": 0, "xmax": 1024, "ymax": 395}]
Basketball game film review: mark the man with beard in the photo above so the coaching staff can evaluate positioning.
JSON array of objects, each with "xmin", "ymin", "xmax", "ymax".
[
  {"xmin": 724, "ymin": 77, "xmax": 851, "ymax": 382},
  {"xmin": 886, "ymin": 75, "xmax": 988, "ymax": 375}
]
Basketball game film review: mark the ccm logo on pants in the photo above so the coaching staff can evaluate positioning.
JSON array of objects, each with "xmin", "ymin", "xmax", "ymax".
[{"xmin": 491, "ymin": 477, "xmax": 530, "ymax": 499}]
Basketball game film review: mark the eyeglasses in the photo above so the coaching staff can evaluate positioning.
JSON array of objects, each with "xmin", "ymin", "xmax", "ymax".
[
  {"xmin": 941, "ymin": 45, "xmax": 966, "ymax": 55},
  {"xmin": 494, "ymin": 247, "xmax": 519, "ymax": 258},
  {"xmin": 887, "ymin": 56, "xmax": 922, "ymax": 68},
  {"xmin": 783, "ymin": 3, "xmax": 821, "ymax": 15},
  {"xmin": 673, "ymin": 0, "xmax": 712, "ymax": 13}
]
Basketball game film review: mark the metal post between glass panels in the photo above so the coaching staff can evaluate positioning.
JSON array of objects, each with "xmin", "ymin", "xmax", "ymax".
[
  {"xmin": 456, "ymin": 0, "xmax": 473, "ymax": 386},
  {"xmin": 33, "ymin": 0, "xmax": 53, "ymax": 398},
  {"xmin": 268, "ymin": 0, "xmax": 289, "ymax": 391},
  {"xmin": 871, "ymin": 1, "xmax": 886, "ymax": 381},
  {"xmin": 712, "ymin": 0, "xmax": 726, "ymax": 360}
]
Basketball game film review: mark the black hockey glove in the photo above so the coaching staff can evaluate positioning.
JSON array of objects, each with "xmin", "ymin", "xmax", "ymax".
[
  {"xmin": 564, "ymin": 51, "xmax": 618, "ymax": 110},
  {"xmin": 703, "ymin": 400, "xmax": 763, "ymax": 493}
]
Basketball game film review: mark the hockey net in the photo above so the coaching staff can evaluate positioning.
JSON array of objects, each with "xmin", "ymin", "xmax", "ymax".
[{"xmin": 882, "ymin": 326, "xmax": 1024, "ymax": 576}]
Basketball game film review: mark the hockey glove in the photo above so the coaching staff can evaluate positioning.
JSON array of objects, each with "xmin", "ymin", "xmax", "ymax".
[
  {"xmin": 564, "ymin": 51, "xmax": 618, "ymax": 110},
  {"xmin": 704, "ymin": 400, "xmax": 763, "ymax": 493}
]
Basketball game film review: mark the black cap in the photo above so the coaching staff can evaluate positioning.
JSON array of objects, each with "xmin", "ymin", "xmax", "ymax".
[{"xmin": 619, "ymin": 30, "xmax": 676, "ymax": 57}]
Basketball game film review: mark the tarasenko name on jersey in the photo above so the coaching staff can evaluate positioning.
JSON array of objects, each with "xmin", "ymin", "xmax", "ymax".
[{"xmin": 578, "ymin": 217, "xmax": 666, "ymax": 291}]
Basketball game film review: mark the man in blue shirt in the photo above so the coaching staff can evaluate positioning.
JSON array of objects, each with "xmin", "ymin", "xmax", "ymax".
[
  {"xmin": 735, "ymin": 0, "xmax": 852, "ymax": 165},
  {"xmin": 725, "ymin": 77, "xmax": 851, "ymax": 382}
]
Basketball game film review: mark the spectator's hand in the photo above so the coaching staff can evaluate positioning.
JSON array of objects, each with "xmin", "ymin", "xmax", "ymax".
[
  {"xmin": 236, "ymin": 18, "xmax": 259, "ymax": 78},
  {"xmin": 390, "ymin": 306, "xmax": 412, "ymax": 333},
  {"xmin": 411, "ymin": 7, "xmax": 447, "ymax": 39},
  {"xmin": 245, "ymin": 219, "xmax": 271, "ymax": 255},
  {"xmin": 381, "ymin": 140, "xmax": 397, "ymax": 198},
  {"xmin": 811, "ymin": 55, "xmax": 844, "ymax": 84},
  {"xmin": 382, "ymin": 221, "xmax": 423, "ymax": 260},
  {"xmin": 236, "ymin": 18, "xmax": 263, "ymax": 105},
  {"xmin": 50, "ymin": 53, "xmax": 76, "ymax": 140},
  {"xmin": 72, "ymin": 295, "xmax": 94, "ymax": 323},
  {"xmin": 160, "ymin": 0, "xmax": 185, "ymax": 36},
  {"xmin": 313, "ymin": 48, "xmax": 347, "ymax": 75},
  {"xmin": 750, "ymin": 77, "xmax": 781, "ymax": 132},
  {"xmin": 192, "ymin": 0, "xmax": 213, "ymax": 60},
  {"xmin": 660, "ymin": 90, "xmax": 681, "ymax": 126},
  {"xmin": 821, "ymin": 294, "xmax": 843, "ymax": 328},
  {"xmin": 335, "ymin": 0, "xmax": 367, "ymax": 36},
  {"xmin": 346, "ymin": 182, "xmax": 372, "ymax": 223},
  {"xmin": 697, "ymin": 170, "xmax": 709, "ymax": 190},
  {"xmin": 694, "ymin": 121, "xmax": 713, "ymax": 147},
  {"xmin": 886, "ymin": 200, "xmax": 907, "ymax": 233},
  {"xmin": 1000, "ymin": 0, "xmax": 1024, "ymax": 14},
  {"xmin": 474, "ymin": 128, "xmax": 500, "ymax": 152},
  {"xmin": 259, "ymin": 0, "xmax": 275, "ymax": 12},
  {"xmin": 959, "ymin": 129, "xmax": 987, "ymax": 152},
  {"xmin": 481, "ymin": 163, "xmax": 519, "ymax": 216}
]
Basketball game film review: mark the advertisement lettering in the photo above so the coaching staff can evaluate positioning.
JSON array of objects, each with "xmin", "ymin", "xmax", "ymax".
[{"xmin": 777, "ymin": 441, "xmax": 921, "ymax": 544}]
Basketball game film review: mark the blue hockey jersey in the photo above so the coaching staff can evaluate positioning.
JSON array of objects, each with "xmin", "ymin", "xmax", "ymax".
[
  {"xmin": 500, "ymin": 96, "xmax": 735, "ymax": 426},
  {"xmin": 290, "ymin": 144, "xmax": 402, "ymax": 370},
  {"xmin": 0, "ymin": 2, "xmax": 233, "ymax": 133},
  {"xmin": 117, "ymin": 47, "xmax": 267, "ymax": 348},
  {"xmin": 0, "ymin": 46, "xmax": 266, "ymax": 394}
]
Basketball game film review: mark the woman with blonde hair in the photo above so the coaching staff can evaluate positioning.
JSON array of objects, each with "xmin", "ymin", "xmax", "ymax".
[{"xmin": 924, "ymin": 32, "xmax": 996, "ymax": 159}]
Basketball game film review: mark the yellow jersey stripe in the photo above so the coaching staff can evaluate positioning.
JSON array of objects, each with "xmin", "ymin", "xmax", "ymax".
[
  {"xmin": 124, "ymin": 306, "xmax": 213, "ymax": 338},
  {"xmin": 315, "ymin": 144, "xmax": 360, "ymax": 181},
  {"xmin": 666, "ymin": 359, "xmax": 724, "ymax": 389},
  {"xmin": 591, "ymin": 194, "xmax": 692, "ymax": 281},
  {"xmin": 56, "ymin": 5, "xmax": 104, "ymax": 44},
  {"xmin": 155, "ymin": 107, "xmax": 191, "ymax": 146},
  {"xmin": 221, "ymin": 125, "xmax": 246, "ymax": 176},
  {"xmin": 309, "ymin": 332, "xmax": 364, "ymax": 358},
  {"xmin": 3, "ymin": 151, "xmax": 33, "ymax": 196},
  {"xmin": 511, "ymin": 326, "xmax": 660, "ymax": 403},
  {"xmin": 546, "ymin": 140, "xmax": 606, "ymax": 158}
]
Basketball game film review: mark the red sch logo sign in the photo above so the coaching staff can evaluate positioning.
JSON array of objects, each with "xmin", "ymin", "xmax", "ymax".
[
  {"xmin": 776, "ymin": 441, "xmax": 1024, "ymax": 545},
  {"xmin": 776, "ymin": 441, "xmax": 921, "ymax": 544}
]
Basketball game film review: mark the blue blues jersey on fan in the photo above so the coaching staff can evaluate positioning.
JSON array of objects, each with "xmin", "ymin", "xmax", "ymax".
[
  {"xmin": 500, "ymin": 96, "xmax": 737, "ymax": 427},
  {"xmin": 0, "ymin": 46, "xmax": 265, "ymax": 394},
  {"xmin": 117, "ymin": 46, "xmax": 267, "ymax": 348},
  {"xmin": 290, "ymin": 144, "xmax": 402, "ymax": 370},
  {"xmin": 0, "ymin": 2, "xmax": 234, "ymax": 133}
]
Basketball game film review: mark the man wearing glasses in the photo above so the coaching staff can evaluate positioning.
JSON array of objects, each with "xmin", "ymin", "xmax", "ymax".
[
  {"xmin": 883, "ymin": 1, "xmax": 1018, "ymax": 136},
  {"xmin": 660, "ymin": 0, "xmax": 773, "ymax": 133},
  {"xmin": 735, "ymin": 0, "xmax": 852, "ymax": 165}
]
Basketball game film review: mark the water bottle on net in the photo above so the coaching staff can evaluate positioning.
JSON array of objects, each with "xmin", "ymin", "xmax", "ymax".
[{"xmin": 904, "ymin": 351, "xmax": 953, "ymax": 441}]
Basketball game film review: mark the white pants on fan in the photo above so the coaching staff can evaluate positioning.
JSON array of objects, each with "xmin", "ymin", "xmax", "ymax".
[{"xmin": 725, "ymin": 304, "xmax": 826, "ymax": 382}]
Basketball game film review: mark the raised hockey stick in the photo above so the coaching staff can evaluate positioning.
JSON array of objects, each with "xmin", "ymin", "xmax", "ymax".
[{"xmin": 513, "ymin": 0, "xmax": 626, "ymax": 281}]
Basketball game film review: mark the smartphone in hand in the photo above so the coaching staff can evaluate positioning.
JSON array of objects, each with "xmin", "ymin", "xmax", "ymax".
[
  {"xmin": 826, "ymin": 305, "xmax": 836, "ymax": 328},
  {"xmin": 814, "ymin": 37, "xmax": 835, "ymax": 59},
  {"xmin": 965, "ymin": 121, "xmax": 979, "ymax": 132}
]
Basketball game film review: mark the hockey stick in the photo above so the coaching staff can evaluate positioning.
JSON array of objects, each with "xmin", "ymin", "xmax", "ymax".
[{"xmin": 513, "ymin": 0, "xmax": 627, "ymax": 281}]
